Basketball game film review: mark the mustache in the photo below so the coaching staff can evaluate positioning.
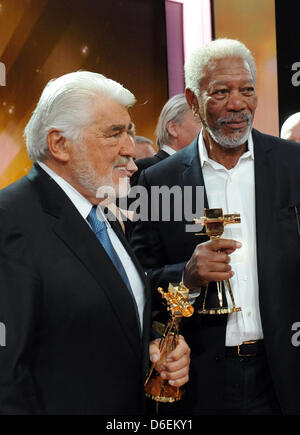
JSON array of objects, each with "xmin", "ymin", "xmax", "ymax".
[
  {"xmin": 113, "ymin": 157, "xmax": 131, "ymax": 168},
  {"xmin": 217, "ymin": 113, "xmax": 252, "ymax": 126}
]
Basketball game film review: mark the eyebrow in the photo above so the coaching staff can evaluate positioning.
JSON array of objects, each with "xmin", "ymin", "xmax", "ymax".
[
  {"xmin": 109, "ymin": 122, "xmax": 134, "ymax": 132},
  {"xmin": 110, "ymin": 124, "xmax": 126, "ymax": 132},
  {"xmin": 210, "ymin": 78, "xmax": 254, "ymax": 87}
]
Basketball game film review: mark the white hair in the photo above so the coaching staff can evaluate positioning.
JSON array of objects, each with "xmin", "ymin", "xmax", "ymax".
[
  {"xmin": 280, "ymin": 112, "xmax": 300, "ymax": 139},
  {"xmin": 135, "ymin": 135, "xmax": 153, "ymax": 145},
  {"xmin": 155, "ymin": 93, "xmax": 191, "ymax": 148},
  {"xmin": 184, "ymin": 38, "xmax": 257, "ymax": 96},
  {"xmin": 24, "ymin": 71, "xmax": 136, "ymax": 162}
]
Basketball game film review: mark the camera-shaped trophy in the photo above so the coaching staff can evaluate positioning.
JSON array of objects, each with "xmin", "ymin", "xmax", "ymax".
[
  {"xmin": 144, "ymin": 282, "xmax": 193, "ymax": 404},
  {"xmin": 194, "ymin": 208, "xmax": 242, "ymax": 315}
]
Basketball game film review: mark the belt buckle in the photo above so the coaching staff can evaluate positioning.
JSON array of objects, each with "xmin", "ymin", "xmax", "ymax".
[{"xmin": 237, "ymin": 340, "xmax": 258, "ymax": 357}]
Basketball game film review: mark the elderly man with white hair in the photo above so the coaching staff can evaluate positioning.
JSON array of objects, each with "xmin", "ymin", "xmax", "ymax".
[
  {"xmin": 0, "ymin": 71, "xmax": 190, "ymax": 415},
  {"xmin": 280, "ymin": 112, "xmax": 300, "ymax": 142},
  {"xmin": 131, "ymin": 93, "xmax": 202, "ymax": 186},
  {"xmin": 131, "ymin": 39, "xmax": 300, "ymax": 415}
]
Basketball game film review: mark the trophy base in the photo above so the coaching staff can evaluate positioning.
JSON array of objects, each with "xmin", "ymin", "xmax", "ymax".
[
  {"xmin": 145, "ymin": 392, "xmax": 182, "ymax": 403},
  {"xmin": 198, "ymin": 306, "xmax": 242, "ymax": 315},
  {"xmin": 144, "ymin": 375, "xmax": 182, "ymax": 403}
]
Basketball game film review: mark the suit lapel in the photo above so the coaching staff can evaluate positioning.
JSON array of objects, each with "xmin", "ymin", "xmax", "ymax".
[
  {"xmin": 156, "ymin": 149, "xmax": 169, "ymax": 160},
  {"xmin": 109, "ymin": 217, "xmax": 149, "ymax": 292},
  {"xmin": 181, "ymin": 139, "xmax": 209, "ymax": 236},
  {"xmin": 108, "ymin": 216, "xmax": 152, "ymax": 347},
  {"xmin": 105, "ymin": 208, "xmax": 150, "ymax": 305},
  {"xmin": 252, "ymin": 129, "xmax": 275, "ymax": 288},
  {"xmin": 28, "ymin": 164, "xmax": 143, "ymax": 357}
]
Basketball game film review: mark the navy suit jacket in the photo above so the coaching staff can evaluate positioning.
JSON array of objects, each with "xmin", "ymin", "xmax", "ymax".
[{"xmin": 131, "ymin": 149, "xmax": 169, "ymax": 186}]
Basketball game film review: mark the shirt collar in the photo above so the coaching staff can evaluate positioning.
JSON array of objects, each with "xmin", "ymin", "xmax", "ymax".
[
  {"xmin": 160, "ymin": 144, "xmax": 176, "ymax": 155},
  {"xmin": 37, "ymin": 161, "xmax": 110, "ymax": 226},
  {"xmin": 198, "ymin": 129, "xmax": 254, "ymax": 168}
]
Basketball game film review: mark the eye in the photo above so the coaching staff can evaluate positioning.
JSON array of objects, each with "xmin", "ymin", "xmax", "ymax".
[
  {"xmin": 241, "ymin": 87, "xmax": 255, "ymax": 95},
  {"xmin": 213, "ymin": 89, "xmax": 229, "ymax": 99},
  {"xmin": 110, "ymin": 130, "xmax": 123, "ymax": 138}
]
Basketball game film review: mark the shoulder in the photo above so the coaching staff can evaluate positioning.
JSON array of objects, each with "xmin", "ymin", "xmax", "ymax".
[
  {"xmin": 253, "ymin": 128, "xmax": 300, "ymax": 150},
  {"xmin": 142, "ymin": 139, "xmax": 199, "ymax": 182},
  {"xmin": 135, "ymin": 156, "xmax": 160, "ymax": 171},
  {"xmin": 252, "ymin": 128, "xmax": 300, "ymax": 162},
  {"xmin": 0, "ymin": 175, "xmax": 35, "ymax": 211}
]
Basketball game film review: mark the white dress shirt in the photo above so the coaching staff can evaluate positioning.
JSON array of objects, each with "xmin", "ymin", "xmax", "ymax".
[
  {"xmin": 160, "ymin": 144, "xmax": 176, "ymax": 156},
  {"xmin": 37, "ymin": 162, "xmax": 145, "ymax": 332},
  {"xmin": 198, "ymin": 131, "xmax": 263, "ymax": 346}
]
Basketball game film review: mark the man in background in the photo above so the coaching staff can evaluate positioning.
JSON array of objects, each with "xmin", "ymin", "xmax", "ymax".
[
  {"xmin": 280, "ymin": 112, "xmax": 300, "ymax": 142},
  {"xmin": 134, "ymin": 135, "xmax": 155, "ymax": 160},
  {"xmin": 131, "ymin": 93, "xmax": 202, "ymax": 185}
]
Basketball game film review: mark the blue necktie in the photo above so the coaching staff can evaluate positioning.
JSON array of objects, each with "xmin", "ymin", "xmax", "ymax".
[{"xmin": 87, "ymin": 206, "xmax": 137, "ymax": 305}]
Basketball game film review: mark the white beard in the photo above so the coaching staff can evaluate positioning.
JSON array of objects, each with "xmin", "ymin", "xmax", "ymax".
[
  {"xmin": 206, "ymin": 122, "xmax": 253, "ymax": 149},
  {"xmin": 204, "ymin": 112, "xmax": 254, "ymax": 149},
  {"xmin": 72, "ymin": 146, "xmax": 130, "ymax": 202}
]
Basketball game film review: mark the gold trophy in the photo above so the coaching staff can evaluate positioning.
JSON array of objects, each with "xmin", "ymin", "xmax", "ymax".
[
  {"xmin": 194, "ymin": 208, "xmax": 242, "ymax": 315},
  {"xmin": 144, "ymin": 282, "xmax": 193, "ymax": 405}
]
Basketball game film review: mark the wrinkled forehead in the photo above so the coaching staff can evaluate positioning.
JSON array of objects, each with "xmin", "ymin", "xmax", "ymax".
[{"xmin": 199, "ymin": 57, "xmax": 254, "ymax": 89}]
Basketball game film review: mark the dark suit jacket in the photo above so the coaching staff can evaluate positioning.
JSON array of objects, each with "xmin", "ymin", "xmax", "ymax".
[
  {"xmin": 0, "ymin": 164, "xmax": 151, "ymax": 415},
  {"xmin": 131, "ymin": 149, "xmax": 169, "ymax": 186},
  {"xmin": 131, "ymin": 129, "xmax": 300, "ymax": 414}
]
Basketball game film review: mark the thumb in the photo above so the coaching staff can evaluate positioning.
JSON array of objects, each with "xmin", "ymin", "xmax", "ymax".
[{"xmin": 149, "ymin": 339, "xmax": 161, "ymax": 363}]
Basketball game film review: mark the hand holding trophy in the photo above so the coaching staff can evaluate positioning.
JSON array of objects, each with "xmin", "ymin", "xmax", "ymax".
[
  {"xmin": 194, "ymin": 208, "xmax": 242, "ymax": 315},
  {"xmin": 144, "ymin": 282, "xmax": 193, "ymax": 405}
]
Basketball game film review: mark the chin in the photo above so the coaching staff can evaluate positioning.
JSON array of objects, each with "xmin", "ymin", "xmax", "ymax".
[
  {"xmin": 116, "ymin": 177, "xmax": 131, "ymax": 198},
  {"xmin": 209, "ymin": 126, "xmax": 251, "ymax": 148}
]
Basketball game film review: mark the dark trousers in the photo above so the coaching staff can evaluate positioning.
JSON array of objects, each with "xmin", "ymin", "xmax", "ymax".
[{"xmin": 224, "ymin": 351, "xmax": 282, "ymax": 415}]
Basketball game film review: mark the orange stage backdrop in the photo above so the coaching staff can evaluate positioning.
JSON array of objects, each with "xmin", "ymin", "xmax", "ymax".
[
  {"xmin": 213, "ymin": 0, "xmax": 279, "ymax": 137},
  {"xmin": 0, "ymin": 0, "xmax": 279, "ymax": 189},
  {"xmin": 0, "ymin": 0, "xmax": 168, "ymax": 189}
]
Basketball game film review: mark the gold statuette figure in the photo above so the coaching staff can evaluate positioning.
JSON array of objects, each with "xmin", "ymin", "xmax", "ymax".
[
  {"xmin": 144, "ymin": 282, "xmax": 193, "ymax": 404},
  {"xmin": 194, "ymin": 208, "xmax": 242, "ymax": 315}
]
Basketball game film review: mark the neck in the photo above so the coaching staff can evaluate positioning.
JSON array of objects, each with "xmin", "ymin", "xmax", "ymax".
[
  {"xmin": 203, "ymin": 130, "xmax": 247, "ymax": 170},
  {"xmin": 165, "ymin": 142, "xmax": 178, "ymax": 152}
]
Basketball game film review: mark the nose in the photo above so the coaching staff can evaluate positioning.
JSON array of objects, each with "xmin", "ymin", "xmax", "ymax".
[
  {"xmin": 127, "ymin": 157, "xmax": 138, "ymax": 175},
  {"xmin": 226, "ymin": 90, "xmax": 247, "ymax": 112},
  {"xmin": 120, "ymin": 132, "xmax": 136, "ymax": 158}
]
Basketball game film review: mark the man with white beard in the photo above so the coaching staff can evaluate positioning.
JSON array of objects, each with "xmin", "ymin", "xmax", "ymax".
[
  {"xmin": 0, "ymin": 71, "xmax": 190, "ymax": 414},
  {"xmin": 131, "ymin": 39, "xmax": 300, "ymax": 415}
]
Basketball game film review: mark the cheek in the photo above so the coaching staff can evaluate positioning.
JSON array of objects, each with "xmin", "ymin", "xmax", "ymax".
[
  {"xmin": 250, "ymin": 96, "xmax": 258, "ymax": 112},
  {"xmin": 202, "ymin": 102, "xmax": 220, "ymax": 125},
  {"xmin": 94, "ymin": 151, "xmax": 118, "ymax": 175}
]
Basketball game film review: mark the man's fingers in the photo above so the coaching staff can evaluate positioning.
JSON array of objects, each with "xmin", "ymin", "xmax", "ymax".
[
  {"xmin": 167, "ymin": 336, "xmax": 190, "ymax": 362},
  {"xmin": 210, "ymin": 238, "xmax": 242, "ymax": 252},
  {"xmin": 158, "ymin": 336, "xmax": 190, "ymax": 388},
  {"xmin": 160, "ymin": 367, "xmax": 189, "ymax": 387},
  {"xmin": 162, "ymin": 355, "xmax": 190, "ymax": 373},
  {"xmin": 206, "ymin": 261, "xmax": 232, "ymax": 273},
  {"xmin": 208, "ymin": 271, "xmax": 235, "ymax": 282},
  {"xmin": 168, "ymin": 375, "xmax": 189, "ymax": 388},
  {"xmin": 208, "ymin": 251, "xmax": 231, "ymax": 263},
  {"xmin": 149, "ymin": 339, "xmax": 161, "ymax": 363}
]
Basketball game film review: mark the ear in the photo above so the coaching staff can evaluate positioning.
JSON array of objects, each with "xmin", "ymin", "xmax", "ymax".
[
  {"xmin": 47, "ymin": 129, "xmax": 71, "ymax": 163},
  {"xmin": 166, "ymin": 120, "xmax": 178, "ymax": 139},
  {"xmin": 185, "ymin": 88, "xmax": 199, "ymax": 117}
]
